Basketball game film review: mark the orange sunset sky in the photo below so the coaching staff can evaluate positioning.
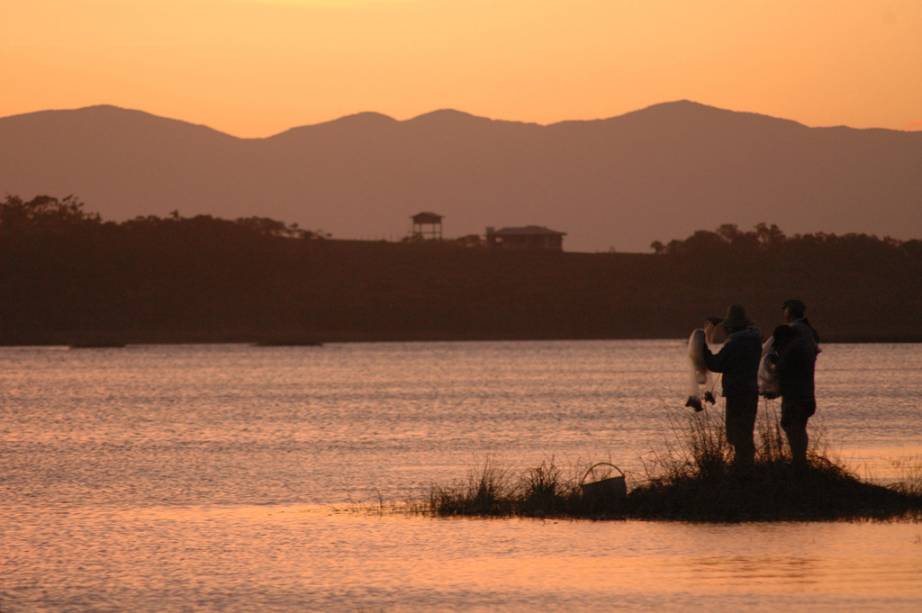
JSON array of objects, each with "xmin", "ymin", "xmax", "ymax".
[{"xmin": 2, "ymin": 0, "xmax": 921, "ymax": 137}]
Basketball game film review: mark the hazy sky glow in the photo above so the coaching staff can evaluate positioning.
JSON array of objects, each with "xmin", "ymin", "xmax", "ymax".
[{"xmin": 2, "ymin": 0, "xmax": 921, "ymax": 136}]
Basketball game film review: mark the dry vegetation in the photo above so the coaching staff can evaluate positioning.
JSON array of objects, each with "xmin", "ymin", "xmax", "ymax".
[{"xmin": 423, "ymin": 406, "xmax": 922, "ymax": 522}]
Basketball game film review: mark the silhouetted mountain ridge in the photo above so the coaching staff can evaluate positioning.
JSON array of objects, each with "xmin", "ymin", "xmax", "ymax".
[
  {"xmin": 4, "ymin": 104, "xmax": 237, "ymax": 142},
  {"xmin": 2, "ymin": 100, "xmax": 920, "ymax": 251}
]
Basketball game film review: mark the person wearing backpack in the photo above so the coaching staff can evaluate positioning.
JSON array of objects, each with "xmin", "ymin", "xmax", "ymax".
[{"xmin": 777, "ymin": 299, "xmax": 820, "ymax": 468}]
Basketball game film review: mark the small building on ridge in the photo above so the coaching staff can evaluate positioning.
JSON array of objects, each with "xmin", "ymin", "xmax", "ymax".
[
  {"xmin": 409, "ymin": 212, "xmax": 443, "ymax": 240},
  {"xmin": 486, "ymin": 226, "xmax": 566, "ymax": 252}
]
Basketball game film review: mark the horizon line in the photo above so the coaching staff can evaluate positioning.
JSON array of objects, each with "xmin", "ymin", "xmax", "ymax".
[{"xmin": 5, "ymin": 99, "xmax": 918, "ymax": 140}]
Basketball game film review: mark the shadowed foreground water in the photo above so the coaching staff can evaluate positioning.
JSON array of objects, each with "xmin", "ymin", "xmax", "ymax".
[
  {"xmin": 1, "ymin": 341, "xmax": 921, "ymax": 610},
  {"xmin": 5, "ymin": 506, "xmax": 922, "ymax": 611}
]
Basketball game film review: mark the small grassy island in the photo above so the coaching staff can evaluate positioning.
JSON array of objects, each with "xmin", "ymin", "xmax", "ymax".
[{"xmin": 425, "ymin": 414, "xmax": 922, "ymax": 522}]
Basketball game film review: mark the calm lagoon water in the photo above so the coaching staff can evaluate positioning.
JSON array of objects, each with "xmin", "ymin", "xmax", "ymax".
[{"xmin": 2, "ymin": 341, "xmax": 921, "ymax": 610}]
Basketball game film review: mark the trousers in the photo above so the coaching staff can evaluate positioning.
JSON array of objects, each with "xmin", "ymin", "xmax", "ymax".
[{"xmin": 726, "ymin": 393, "xmax": 758, "ymax": 464}]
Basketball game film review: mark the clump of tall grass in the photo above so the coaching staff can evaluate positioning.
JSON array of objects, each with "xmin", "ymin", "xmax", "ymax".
[
  {"xmin": 424, "ymin": 458, "xmax": 618, "ymax": 518},
  {"xmin": 426, "ymin": 402, "xmax": 922, "ymax": 521},
  {"xmin": 519, "ymin": 460, "xmax": 570, "ymax": 515},
  {"xmin": 643, "ymin": 402, "xmax": 811, "ymax": 484},
  {"xmin": 628, "ymin": 402, "xmax": 921, "ymax": 520},
  {"xmin": 428, "ymin": 460, "xmax": 515, "ymax": 516}
]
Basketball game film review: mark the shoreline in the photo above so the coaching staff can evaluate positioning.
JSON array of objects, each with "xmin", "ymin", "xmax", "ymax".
[
  {"xmin": 423, "ymin": 457, "xmax": 922, "ymax": 523},
  {"xmin": 4, "ymin": 334, "xmax": 922, "ymax": 348}
]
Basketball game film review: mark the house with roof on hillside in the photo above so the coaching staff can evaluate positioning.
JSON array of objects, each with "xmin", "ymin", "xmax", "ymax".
[{"xmin": 486, "ymin": 225, "xmax": 566, "ymax": 252}]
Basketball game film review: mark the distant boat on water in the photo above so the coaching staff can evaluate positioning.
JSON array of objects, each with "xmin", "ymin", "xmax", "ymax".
[
  {"xmin": 69, "ymin": 340, "xmax": 127, "ymax": 349},
  {"xmin": 253, "ymin": 335, "xmax": 323, "ymax": 347}
]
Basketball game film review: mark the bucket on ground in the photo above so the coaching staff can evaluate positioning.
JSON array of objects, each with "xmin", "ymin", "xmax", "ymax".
[{"xmin": 579, "ymin": 462, "xmax": 627, "ymax": 502}]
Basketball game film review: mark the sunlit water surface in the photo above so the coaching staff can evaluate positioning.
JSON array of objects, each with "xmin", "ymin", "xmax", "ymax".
[{"xmin": 2, "ymin": 341, "xmax": 921, "ymax": 610}]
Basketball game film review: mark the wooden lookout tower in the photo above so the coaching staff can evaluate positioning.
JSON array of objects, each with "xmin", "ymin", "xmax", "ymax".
[{"xmin": 409, "ymin": 212, "xmax": 443, "ymax": 240}]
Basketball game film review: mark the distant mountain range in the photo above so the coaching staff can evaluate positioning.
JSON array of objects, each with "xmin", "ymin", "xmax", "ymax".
[{"xmin": 2, "ymin": 100, "xmax": 921, "ymax": 251}]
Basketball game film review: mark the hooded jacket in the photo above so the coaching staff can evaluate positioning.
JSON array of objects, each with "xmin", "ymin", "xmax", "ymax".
[{"xmin": 703, "ymin": 326, "xmax": 762, "ymax": 397}]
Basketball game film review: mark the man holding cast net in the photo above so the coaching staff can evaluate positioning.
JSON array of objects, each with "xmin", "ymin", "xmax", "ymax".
[{"xmin": 702, "ymin": 305, "xmax": 763, "ymax": 470}]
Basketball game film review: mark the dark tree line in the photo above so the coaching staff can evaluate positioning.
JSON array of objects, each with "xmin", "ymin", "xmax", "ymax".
[
  {"xmin": 1, "ymin": 195, "xmax": 920, "ymax": 344},
  {"xmin": 0, "ymin": 194, "xmax": 331, "ymax": 242},
  {"xmin": 651, "ymin": 222, "xmax": 922, "ymax": 261}
]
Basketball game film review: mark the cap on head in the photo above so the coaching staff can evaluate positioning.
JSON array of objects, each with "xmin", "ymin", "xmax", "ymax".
[
  {"xmin": 720, "ymin": 304, "xmax": 752, "ymax": 331},
  {"xmin": 782, "ymin": 298, "xmax": 806, "ymax": 319}
]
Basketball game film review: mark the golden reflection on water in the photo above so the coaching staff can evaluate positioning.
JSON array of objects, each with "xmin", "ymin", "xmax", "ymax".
[
  {"xmin": 5, "ymin": 504, "xmax": 920, "ymax": 609},
  {"xmin": 2, "ymin": 342, "xmax": 922, "ymax": 609}
]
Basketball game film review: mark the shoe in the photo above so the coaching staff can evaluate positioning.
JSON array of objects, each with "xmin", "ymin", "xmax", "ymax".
[{"xmin": 685, "ymin": 396, "xmax": 704, "ymax": 412}]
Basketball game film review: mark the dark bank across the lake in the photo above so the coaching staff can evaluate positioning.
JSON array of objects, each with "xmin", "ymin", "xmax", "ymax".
[{"xmin": 2, "ymin": 195, "xmax": 921, "ymax": 345}]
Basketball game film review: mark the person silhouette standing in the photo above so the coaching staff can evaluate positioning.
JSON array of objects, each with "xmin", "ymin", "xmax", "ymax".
[
  {"xmin": 703, "ymin": 305, "xmax": 762, "ymax": 470},
  {"xmin": 777, "ymin": 298, "xmax": 820, "ymax": 468}
]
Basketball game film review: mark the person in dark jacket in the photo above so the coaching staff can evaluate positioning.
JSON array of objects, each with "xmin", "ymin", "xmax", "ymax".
[
  {"xmin": 703, "ymin": 304, "xmax": 763, "ymax": 468},
  {"xmin": 777, "ymin": 298, "xmax": 820, "ymax": 468}
]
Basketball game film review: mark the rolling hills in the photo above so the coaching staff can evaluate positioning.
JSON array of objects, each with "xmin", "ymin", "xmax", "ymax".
[{"xmin": 2, "ymin": 100, "xmax": 921, "ymax": 252}]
